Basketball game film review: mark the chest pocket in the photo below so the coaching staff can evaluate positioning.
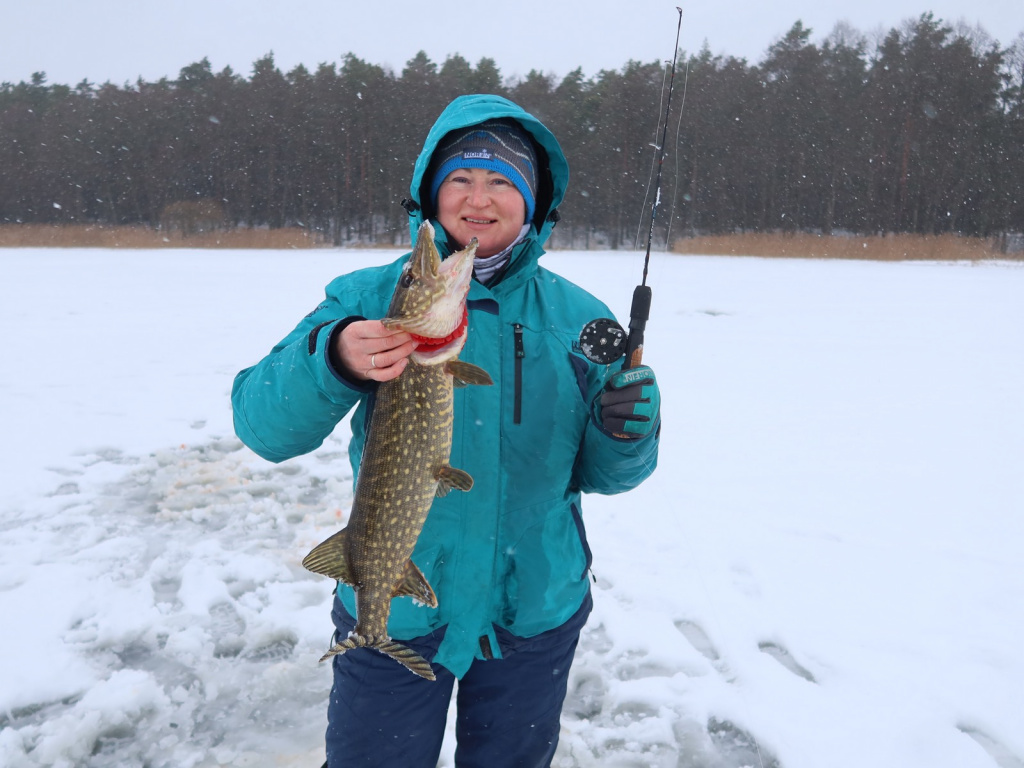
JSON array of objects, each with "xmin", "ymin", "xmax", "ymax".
[{"xmin": 508, "ymin": 321, "xmax": 591, "ymax": 435}]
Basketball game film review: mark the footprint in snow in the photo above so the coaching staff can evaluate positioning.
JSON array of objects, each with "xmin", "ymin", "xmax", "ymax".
[
  {"xmin": 758, "ymin": 640, "xmax": 817, "ymax": 683},
  {"xmin": 564, "ymin": 667, "xmax": 606, "ymax": 720},
  {"xmin": 707, "ymin": 717, "xmax": 782, "ymax": 768},
  {"xmin": 673, "ymin": 618, "xmax": 721, "ymax": 662},
  {"xmin": 614, "ymin": 650, "xmax": 684, "ymax": 682},
  {"xmin": 957, "ymin": 724, "xmax": 1024, "ymax": 768},
  {"xmin": 210, "ymin": 601, "xmax": 247, "ymax": 658},
  {"xmin": 243, "ymin": 634, "xmax": 299, "ymax": 663},
  {"xmin": 48, "ymin": 481, "xmax": 81, "ymax": 496}
]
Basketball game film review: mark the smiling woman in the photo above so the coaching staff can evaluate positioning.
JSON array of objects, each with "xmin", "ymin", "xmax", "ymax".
[
  {"xmin": 428, "ymin": 118, "xmax": 539, "ymax": 267},
  {"xmin": 436, "ymin": 167, "xmax": 526, "ymax": 259},
  {"xmin": 230, "ymin": 93, "xmax": 662, "ymax": 768}
]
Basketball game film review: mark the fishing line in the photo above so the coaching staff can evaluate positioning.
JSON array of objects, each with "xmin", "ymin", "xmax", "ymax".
[
  {"xmin": 664, "ymin": 56, "xmax": 690, "ymax": 250},
  {"xmin": 635, "ymin": 64, "xmax": 673, "ymax": 251}
]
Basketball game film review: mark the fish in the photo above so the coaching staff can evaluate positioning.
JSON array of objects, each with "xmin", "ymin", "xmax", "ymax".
[{"xmin": 302, "ymin": 221, "xmax": 492, "ymax": 681}]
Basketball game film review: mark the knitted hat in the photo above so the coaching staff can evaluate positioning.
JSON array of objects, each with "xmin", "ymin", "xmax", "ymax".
[{"xmin": 429, "ymin": 119, "xmax": 538, "ymax": 224}]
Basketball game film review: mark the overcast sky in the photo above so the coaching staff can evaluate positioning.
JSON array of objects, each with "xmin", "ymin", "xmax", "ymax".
[{"xmin": 1, "ymin": 0, "xmax": 1022, "ymax": 87}]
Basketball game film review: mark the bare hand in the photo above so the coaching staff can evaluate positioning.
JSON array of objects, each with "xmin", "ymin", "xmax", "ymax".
[{"xmin": 336, "ymin": 320, "xmax": 416, "ymax": 382}]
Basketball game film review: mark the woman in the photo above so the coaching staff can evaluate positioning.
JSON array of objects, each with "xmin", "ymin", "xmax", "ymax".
[{"xmin": 232, "ymin": 93, "xmax": 661, "ymax": 767}]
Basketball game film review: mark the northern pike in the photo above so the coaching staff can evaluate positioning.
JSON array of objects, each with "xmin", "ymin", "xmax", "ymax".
[{"xmin": 302, "ymin": 221, "xmax": 492, "ymax": 681}]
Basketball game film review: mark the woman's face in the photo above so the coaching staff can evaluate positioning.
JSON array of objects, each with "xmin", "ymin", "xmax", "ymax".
[{"xmin": 435, "ymin": 167, "xmax": 527, "ymax": 258}]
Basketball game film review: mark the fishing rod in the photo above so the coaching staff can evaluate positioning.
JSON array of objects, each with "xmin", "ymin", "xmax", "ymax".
[{"xmin": 579, "ymin": 6, "xmax": 684, "ymax": 369}]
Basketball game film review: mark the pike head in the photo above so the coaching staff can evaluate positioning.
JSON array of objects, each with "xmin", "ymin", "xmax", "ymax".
[{"xmin": 383, "ymin": 221, "xmax": 477, "ymax": 365}]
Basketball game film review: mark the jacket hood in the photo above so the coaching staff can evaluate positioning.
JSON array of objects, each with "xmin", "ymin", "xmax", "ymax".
[{"xmin": 408, "ymin": 94, "xmax": 568, "ymax": 249}]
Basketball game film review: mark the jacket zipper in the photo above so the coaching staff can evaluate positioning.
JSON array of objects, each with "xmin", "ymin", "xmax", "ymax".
[{"xmin": 513, "ymin": 323, "xmax": 524, "ymax": 425}]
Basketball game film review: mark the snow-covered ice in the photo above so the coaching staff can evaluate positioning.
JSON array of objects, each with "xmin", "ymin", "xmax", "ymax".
[{"xmin": 1, "ymin": 247, "xmax": 1022, "ymax": 768}]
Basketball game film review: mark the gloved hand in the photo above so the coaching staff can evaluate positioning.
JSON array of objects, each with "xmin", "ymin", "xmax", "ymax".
[{"xmin": 598, "ymin": 365, "xmax": 660, "ymax": 438}]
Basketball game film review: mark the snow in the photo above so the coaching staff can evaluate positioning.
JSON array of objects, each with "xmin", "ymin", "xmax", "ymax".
[{"xmin": 2, "ymin": 247, "xmax": 1022, "ymax": 768}]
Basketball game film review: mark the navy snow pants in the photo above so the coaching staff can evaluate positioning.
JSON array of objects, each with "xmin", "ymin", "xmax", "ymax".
[{"xmin": 324, "ymin": 591, "xmax": 591, "ymax": 768}]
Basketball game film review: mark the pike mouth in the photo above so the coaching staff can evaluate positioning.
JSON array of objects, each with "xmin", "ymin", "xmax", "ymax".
[
  {"xmin": 409, "ymin": 307, "xmax": 468, "ymax": 363},
  {"xmin": 409, "ymin": 306, "xmax": 468, "ymax": 348}
]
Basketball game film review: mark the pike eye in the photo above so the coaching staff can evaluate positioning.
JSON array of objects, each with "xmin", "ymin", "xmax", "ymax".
[{"xmin": 400, "ymin": 271, "xmax": 414, "ymax": 288}]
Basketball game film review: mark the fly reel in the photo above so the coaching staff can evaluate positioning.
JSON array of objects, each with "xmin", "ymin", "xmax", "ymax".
[{"xmin": 578, "ymin": 317, "xmax": 627, "ymax": 365}]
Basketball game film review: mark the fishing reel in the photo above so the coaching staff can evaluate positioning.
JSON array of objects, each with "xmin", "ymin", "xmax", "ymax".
[
  {"xmin": 578, "ymin": 317, "xmax": 627, "ymax": 365},
  {"xmin": 579, "ymin": 284, "xmax": 652, "ymax": 367}
]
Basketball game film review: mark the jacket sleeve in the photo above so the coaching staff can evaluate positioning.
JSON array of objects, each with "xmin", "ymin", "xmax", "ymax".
[
  {"xmin": 573, "ymin": 398, "xmax": 661, "ymax": 495},
  {"xmin": 231, "ymin": 269, "xmax": 394, "ymax": 463}
]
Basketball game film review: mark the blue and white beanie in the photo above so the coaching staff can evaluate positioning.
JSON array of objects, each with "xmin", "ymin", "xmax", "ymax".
[{"xmin": 429, "ymin": 119, "xmax": 539, "ymax": 224}]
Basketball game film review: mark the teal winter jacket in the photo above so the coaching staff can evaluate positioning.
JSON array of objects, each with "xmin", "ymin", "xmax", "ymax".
[{"xmin": 232, "ymin": 94, "xmax": 660, "ymax": 677}]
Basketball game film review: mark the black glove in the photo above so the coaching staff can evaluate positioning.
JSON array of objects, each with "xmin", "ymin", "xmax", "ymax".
[{"xmin": 598, "ymin": 365, "xmax": 660, "ymax": 438}]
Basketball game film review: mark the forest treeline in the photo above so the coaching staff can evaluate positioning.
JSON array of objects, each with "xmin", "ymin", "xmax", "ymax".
[{"xmin": 1, "ymin": 14, "xmax": 1022, "ymax": 248}]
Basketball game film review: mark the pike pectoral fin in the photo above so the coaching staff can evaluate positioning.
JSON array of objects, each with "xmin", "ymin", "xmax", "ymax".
[
  {"xmin": 393, "ymin": 559, "xmax": 438, "ymax": 608},
  {"xmin": 446, "ymin": 360, "xmax": 493, "ymax": 387},
  {"xmin": 435, "ymin": 466, "xmax": 473, "ymax": 497},
  {"xmin": 301, "ymin": 528, "xmax": 355, "ymax": 586},
  {"xmin": 320, "ymin": 634, "xmax": 436, "ymax": 681}
]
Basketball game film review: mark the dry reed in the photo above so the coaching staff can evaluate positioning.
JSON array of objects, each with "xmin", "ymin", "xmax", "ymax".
[
  {"xmin": 0, "ymin": 224, "xmax": 326, "ymax": 249},
  {"xmin": 1, "ymin": 225, "xmax": 1018, "ymax": 260},
  {"xmin": 672, "ymin": 232, "xmax": 1013, "ymax": 261}
]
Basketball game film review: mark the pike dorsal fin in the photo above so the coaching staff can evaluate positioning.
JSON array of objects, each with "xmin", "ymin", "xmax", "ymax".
[
  {"xmin": 435, "ymin": 466, "xmax": 473, "ymax": 497},
  {"xmin": 446, "ymin": 360, "xmax": 493, "ymax": 387},
  {"xmin": 301, "ymin": 528, "xmax": 355, "ymax": 586},
  {"xmin": 392, "ymin": 559, "xmax": 438, "ymax": 608}
]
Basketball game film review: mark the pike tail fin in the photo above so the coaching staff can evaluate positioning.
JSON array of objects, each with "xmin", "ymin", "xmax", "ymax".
[{"xmin": 319, "ymin": 634, "xmax": 436, "ymax": 681}]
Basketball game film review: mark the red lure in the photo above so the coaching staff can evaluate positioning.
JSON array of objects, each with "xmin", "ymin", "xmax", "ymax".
[{"xmin": 409, "ymin": 306, "xmax": 468, "ymax": 350}]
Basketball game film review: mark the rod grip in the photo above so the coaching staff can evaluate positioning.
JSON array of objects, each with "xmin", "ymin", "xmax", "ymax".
[{"xmin": 622, "ymin": 285, "xmax": 652, "ymax": 370}]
